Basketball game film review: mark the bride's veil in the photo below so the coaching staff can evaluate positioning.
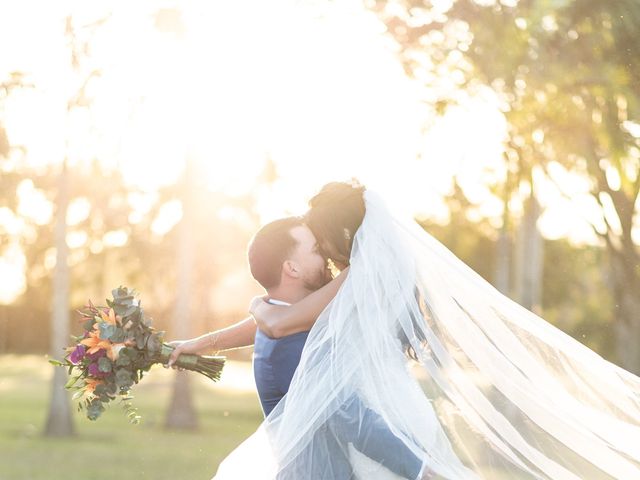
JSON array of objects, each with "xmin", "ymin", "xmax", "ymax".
[{"xmin": 214, "ymin": 190, "xmax": 640, "ymax": 479}]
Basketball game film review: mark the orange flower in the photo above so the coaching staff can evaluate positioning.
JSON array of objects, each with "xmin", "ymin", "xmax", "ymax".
[
  {"xmin": 85, "ymin": 378, "xmax": 103, "ymax": 394},
  {"xmin": 80, "ymin": 330, "xmax": 112, "ymax": 354},
  {"xmin": 100, "ymin": 308, "xmax": 117, "ymax": 326}
]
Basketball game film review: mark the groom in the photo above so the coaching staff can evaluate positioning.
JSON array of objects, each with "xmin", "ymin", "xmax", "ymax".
[
  {"xmin": 167, "ymin": 217, "xmax": 432, "ymax": 479},
  {"xmin": 166, "ymin": 216, "xmax": 329, "ymax": 416},
  {"xmin": 246, "ymin": 216, "xmax": 332, "ymax": 416}
]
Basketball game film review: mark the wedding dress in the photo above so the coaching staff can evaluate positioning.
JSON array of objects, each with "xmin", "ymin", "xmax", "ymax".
[{"xmin": 214, "ymin": 190, "xmax": 640, "ymax": 479}]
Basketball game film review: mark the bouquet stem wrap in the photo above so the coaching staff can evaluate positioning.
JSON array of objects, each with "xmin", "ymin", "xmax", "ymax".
[{"xmin": 157, "ymin": 344, "xmax": 225, "ymax": 382}]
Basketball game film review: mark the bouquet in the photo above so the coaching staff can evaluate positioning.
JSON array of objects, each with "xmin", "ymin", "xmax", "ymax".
[{"xmin": 49, "ymin": 286, "xmax": 225, "ymax": 423}]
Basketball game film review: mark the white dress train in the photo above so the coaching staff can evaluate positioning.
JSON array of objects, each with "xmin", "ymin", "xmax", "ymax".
[{"xmin": 213, "ymin": 190, "xmax": 640, "ymax": 480}]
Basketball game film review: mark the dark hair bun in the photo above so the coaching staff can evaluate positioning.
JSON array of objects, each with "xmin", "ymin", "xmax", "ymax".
[{"xmin": 305, "ymin": 180, "xmax": 366, "ymax": 265}]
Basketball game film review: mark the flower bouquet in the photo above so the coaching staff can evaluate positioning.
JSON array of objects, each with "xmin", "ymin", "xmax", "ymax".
[{"xmin": 49, "ymin": 286, "xmax": 225, "ymax": 423}]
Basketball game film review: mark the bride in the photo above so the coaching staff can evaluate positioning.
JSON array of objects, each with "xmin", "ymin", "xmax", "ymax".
[{"xmin": 214, "ymin": 181, "xmax": 640, "ymax": 479}]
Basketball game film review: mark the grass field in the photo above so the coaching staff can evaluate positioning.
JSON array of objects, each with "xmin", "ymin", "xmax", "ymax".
[{"xmin": 0, "ymin": 355, "xmax": 263, "ymax": 480}]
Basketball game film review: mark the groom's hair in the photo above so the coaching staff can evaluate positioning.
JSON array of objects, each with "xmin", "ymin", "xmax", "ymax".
[{"xmin": 248, "ymin": 216, "xmax": 305, "ymax": 289}]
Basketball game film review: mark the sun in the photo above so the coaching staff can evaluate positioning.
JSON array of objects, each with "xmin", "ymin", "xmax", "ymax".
[{"xmin": 0, "ymin": 0, "xmax": 609, "ymax": 306}]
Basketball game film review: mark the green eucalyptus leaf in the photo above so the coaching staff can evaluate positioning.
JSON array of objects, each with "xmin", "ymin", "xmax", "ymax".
[
  {"xmin": 131, "ymin": 309, "xmax": 142, "ymax": 322},
  {"xmin": 115, "ymin": 369, "xmax": 133, "ymax": 389},
  {"xmin": 113, "ymin": 287, "xmax": 135, "ymax": 304},
  {"xmin": 98, "ymin": 357, "xmax": 112, "ymax": 373},
  {"xmin": 99, "ymin": 323, "xmax": 117, "ymax": 341},
  {"xmin": 146, "ymin": 334, "xmax": 162, "ymax": 353},
  {"xmin": 112, "ymin": 327, "xmax": 126, "ymax": 343},
  {"xmin": 94, "ymin": 384, "xmax": 108, "ymax": 396},
  {"xmin": 116, "ymin": 354, "xmax": 131, "ymax": 367},
  {"xmin": 119, "ymin": 346, "xmax": 133, "ymax": 357},
  {"xmin": 87, "ymin": 400, "xmax": 105, "ymax": 420}
]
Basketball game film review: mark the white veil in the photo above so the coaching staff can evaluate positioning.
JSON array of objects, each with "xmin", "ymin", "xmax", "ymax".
[{"xmin": 214, "ymin": 190, "xmax": 640, "ymax": 479}]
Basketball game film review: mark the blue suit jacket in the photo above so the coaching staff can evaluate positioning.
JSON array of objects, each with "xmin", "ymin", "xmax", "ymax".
[{"xmin": 253, "ymin": 328, "xmax": 309, "ymax": 417}]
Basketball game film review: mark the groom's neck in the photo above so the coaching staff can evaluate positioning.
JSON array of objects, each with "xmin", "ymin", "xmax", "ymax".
[{"xmin": 266, "ymin": 285, "xmax": 312, "ymax": 305}]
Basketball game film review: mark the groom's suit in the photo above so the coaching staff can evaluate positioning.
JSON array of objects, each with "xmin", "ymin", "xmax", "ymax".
[
  {"xmin": 253, "ymin": 298, "xmax": 308, "ymax": 416},
  {"xmin": 253, "ymin": 299, "xmax": 427, "ymax": 480}
]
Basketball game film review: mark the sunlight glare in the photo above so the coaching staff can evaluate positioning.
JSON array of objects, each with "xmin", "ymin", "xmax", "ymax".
[{"xmin": 0, "ymin": 244, "xmax": 26, "ymax": 305}]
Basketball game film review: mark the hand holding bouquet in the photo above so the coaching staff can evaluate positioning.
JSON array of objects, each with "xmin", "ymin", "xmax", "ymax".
[{"xmin": 49, "ymin": 286, "xmax": 225, "ymax": 423}]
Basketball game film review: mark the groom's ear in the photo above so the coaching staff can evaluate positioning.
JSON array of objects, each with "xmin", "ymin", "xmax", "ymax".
[{"xmin": 282, "ymin": 260, "xmax": 300, "ymax": 279}]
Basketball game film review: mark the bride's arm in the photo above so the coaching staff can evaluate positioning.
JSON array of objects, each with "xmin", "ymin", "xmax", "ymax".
[
  {"xmin": 251, "ymin": 267, "xmax": 349, "ymax": 338},
  {"xmin": 165, "ymin": 316, "xmax": 257, "ymax": 368}
]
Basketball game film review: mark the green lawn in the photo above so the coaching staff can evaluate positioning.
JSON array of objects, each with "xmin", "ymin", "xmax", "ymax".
[{"xmin": 0, "ymin": 355, "xmax": 263, "ymax": 480}]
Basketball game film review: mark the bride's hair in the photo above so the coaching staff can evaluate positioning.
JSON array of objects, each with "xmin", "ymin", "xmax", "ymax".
[
  {"xmin": 306, "ymin": 181, "xmax": 425, "ymax": 361},
  {"xmin": 305, "ymin": 180, "xmax": 366, "ymax": 265}
]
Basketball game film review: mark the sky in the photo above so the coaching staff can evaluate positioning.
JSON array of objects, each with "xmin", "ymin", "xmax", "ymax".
[{"xmin": 0, "ymin": 0, "xmax": 617, "ymax": 303}]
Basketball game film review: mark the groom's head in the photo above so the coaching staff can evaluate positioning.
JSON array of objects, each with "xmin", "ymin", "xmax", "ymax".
[{"xmin": 248, "ymin": 217, "xmax": 330, "ymax": 295}]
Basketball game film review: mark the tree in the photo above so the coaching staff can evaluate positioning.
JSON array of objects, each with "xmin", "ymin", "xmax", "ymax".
[
  {"xmin": 373, "ymin": 0, "xmax": 640, "ymax": 371},
  {"xmin": 0, "ymin": 72, "xmax": 31, "ymax": 349},
  {"xmin": 164, "ymin": 158, "xmax": 199, "ymax": 430},
  {"xmin": 44, "ymin": 14, "xmax": 107, "ymax": 437},
  {"xmin": 44, "ymin": 159, "xmax": 75, "ymax": 437}
]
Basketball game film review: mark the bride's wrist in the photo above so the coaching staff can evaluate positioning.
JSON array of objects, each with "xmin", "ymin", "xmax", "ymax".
[{"xmin": 208, "ymin": 331, "xmax": 218, "ymax": 351}]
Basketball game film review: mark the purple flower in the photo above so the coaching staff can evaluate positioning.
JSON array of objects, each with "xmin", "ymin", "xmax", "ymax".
[
  {"xmin": 69, "ymin": 344, "xmax": 86, "ymax": 365},
  {"xmin": 86, "ymin": 349, "xmax": 107, "ymax": 362},
  {"xmin": 88, "ymin": 362, "xmax": 108, "ymax": 379}
]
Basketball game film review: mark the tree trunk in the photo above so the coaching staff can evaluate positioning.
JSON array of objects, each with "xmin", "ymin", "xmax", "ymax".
[
  {"xmin": 495, "ymin": 227, "xmax": 511, "ymax": 295},
  {"xmin": 164, "ymin": 159, "xmax": 199, "ymax": 430},
  {"xmin": 44, "ymin": 161, "xmax": 75, "ymax": 437},
  {"xmin": 612, "ymin": 256, "xmax": 640, "ymax": 374},
  {"xmin": 514, "ymin": 190, "xmax": 544, "ymax": 314},
  {"xmin": 165, "ymin": 371, "xmax": 198, "ymax": 429},
  {"xmin": 494, "ymin": 178, "xmax": 512, "ymax": 295},
  {"xmin": 0, "ymin": 306, "xmax": 7, "ymax": 352}
]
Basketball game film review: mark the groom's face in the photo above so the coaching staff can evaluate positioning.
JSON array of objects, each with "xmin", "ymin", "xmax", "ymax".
[{"xmin": 288, "ymin": 225, "xmax": 332, "ymax": 291}]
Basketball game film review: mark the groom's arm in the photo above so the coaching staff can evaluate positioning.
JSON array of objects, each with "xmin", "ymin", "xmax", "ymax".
[
  {"xmin": 166, "ymin": 316, "xmax": 257, "ymax": 367},
  {"xmin": 329, "ymin": 394, "xmax": 430, "ymax": 480}
]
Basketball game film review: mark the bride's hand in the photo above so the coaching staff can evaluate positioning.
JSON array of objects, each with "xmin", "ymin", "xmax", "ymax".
[
  {"xmin": 249, "ymin": 295, "xmax": 268, "ymax": 317},
  {"xmin": 250, "ymin": 296, "xmax": 284, "ymax": 337},
  {"xmin": 165, "ymin": 338, "xmax": 202, "ymax": 369}
]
